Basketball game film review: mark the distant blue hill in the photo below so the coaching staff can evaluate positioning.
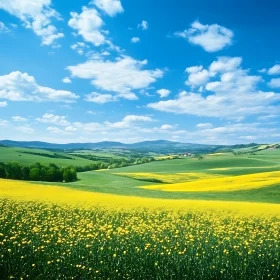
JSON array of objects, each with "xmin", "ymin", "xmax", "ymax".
[{"xmin": 0, "ymin": 139, "xmax": 259, "ymax": 154}]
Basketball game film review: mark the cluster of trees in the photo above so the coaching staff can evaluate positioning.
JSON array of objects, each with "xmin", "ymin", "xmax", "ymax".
[
  {"xmin": 75, "ymin": 157, "xmax": 156, "ymax": 172},
  {"xmin": 0, "ymin": 156, "xmax": 156, "ymax": 183},
  {"xmin": 0, "ymin": 162, "xmax": 77, "ymax": 183},
  {"xmin": 232, "ymin": 151, "xmax": 257, "ymax": 156},
  {"xmin": 20, "ymin": 151, "xmax": 73, "ymax": 160}
]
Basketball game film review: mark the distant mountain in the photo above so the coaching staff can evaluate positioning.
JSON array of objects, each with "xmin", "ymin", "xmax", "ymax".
[{"xmin": 0, "ymin": 139, "xmax": 262, "ymax": 154}]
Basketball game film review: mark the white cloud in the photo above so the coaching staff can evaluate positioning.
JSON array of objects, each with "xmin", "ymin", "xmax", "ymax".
[
  {"xmin": 47, "ymin": 126, "xmax": 66, "ymax": 134},
  {"xmin": 185, "ymin": 65, "xmax": 203, "ymax": 74},
  {"xmin": 67, "ymin": 56, "xmax": 164, "ymax": 100},
  {"xmin": 148, "ymin": 57, "xmax": 280, "ymax": 119},
  {"xmin": 0, "ymin": 71, "xmax": 79, "ymax": 102},
  {"xmin": 105, "ymin": 115, "xmax": 153, "ymax": 128},
  {"xmin": 268, "ymin": 78, "xmax": 280, "ymax": 88},
  {"xmin": 87, "ymin": 110, "xmax": 96, "ymax": 115},
  {"xmin": 160, "ymin": 124, "xmax": 173, "ymax": 130},
  {"xmin": 138, "ymin": 20, "xmax": 148, "ymax": 30},
  {"xmin": 73, "ymin": 122, "xmax": 104, "ymax": 133},
  {"xmin": 209, "ymin": 57, "xmax": 242, "ymax": 73},
  {"xmin": 91, "ymin": 0, "xmax": 124, "ymax": 17},
  {"xmin": 101, "ymin": 51, "xmax": 110, "ymax": 56},
  {"xmin": 196, "ymin": 123, "xmax": 213, "ymax": 129},
  {"xmin": 186, "ymin": 69, "xmax": 210, "ymax": 87},
  {"xmin": 85, "ymin": 92, "xmax": 118, "ymax": 103},
  {"xmin": 0, "ymin": 21, "xmax": 10, "ymax": 33},
  {"xmin": 16, "ymin": 126, "xmax": 34, "ymax": 134},
  {"xmin": 0, "ymin": 0, "xmax": 64, "ymax": 46},
  {"xmin": 68, "ymin": 7, "xmax": 106, "ymax": 46},
  {"xmin": 156, "ymin": 89, "xmax": 171, "ymax": 98},
  {"xmin": 62, "ymin": 77, "xmax": 72, "ymax": 84},
  {"xmin": 12, "ymin": 116, "xmax": 27, "ymax": 122},
  {"xmin": 268, "ymin": 64, "xmax": 280, "ymax": 75},
  {"xmin": 65, "ymin": 126, "xmax": 77, "ymax": 132},
  {"xmin": 131, "ymin": 37, "xmax": 140, "ymax": 43},
  {"xmin": 71, "ymin": 42, "xmax": 89, "ymax": 55},
  {"xmin": 0, "ymin": 101, "xmax": 7, "ymax": 107},
  {"xmin": 36, "ymin": 113, "xmax": 70, "ymax": 126},
  {"xmin": 175, "ymin": 20, "xmax": 233, "ymax": 52}
]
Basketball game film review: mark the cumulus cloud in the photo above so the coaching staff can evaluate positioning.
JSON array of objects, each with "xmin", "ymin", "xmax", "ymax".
[
  {"xmin": 160, "ymin": 124, "xmax": 173, "ymax": 130},
  {"xmin": 62, "ymin": 77, "xmax": 72, "ymax": 84},
  {"xmin": 156, "ymin": 89, "xmax": 171, "ymax": 98},
  {"xmin": 12, "ymin": 116, "xmax": 27, "ymax": 122},
  {"xmin": 185, "ymin": 57, "xmax": 243, "ymax": 88},
  {"xmin": 68, "ymin": 7, "xmax": 106, "ymax": 46},
  {"xmin": 0, "ymin": 71, "xmax": 79, "ymax": 103},
  {"xmin": 67, "ymin": 56, "xmax": 164, "ymax": 100},
  {"xmin": 148, "ymin": 57, "xmax": 280, "ymax": 119},
  {"xmin": 131, "ymin": 37, "xmax": 140, "ymax": 43},
  {"xmin": 185, "ymin": 65, "xmax": 203, "ymax": 74},
  {"xmin": 0, "ymin": 0, "xmax": 64, "ymax": 46},
  {"xmin": 105, "ymin": 115, "xmax": 153, "ymax": 128},
  {"xmin": 268, "ymin": 64, "xmax": 280, "ymax": 75},
  {"xmin": 268, "ymin": 78, "xmax": 280, "ymax": 88},
  {"xmin": 186, "ymin": 69, "xmax": 210, "ymax": 87},
  {"xmin": 138, "ymin": 20, "xmax": 148, "ymax": 30},
  {"xmin": 85, "ymin": 92, "xmax": 118, "ymax": 103},
  {"xmin": 209, "ymin": 57, "xmax": 242, "ymax": 73},
  {"xmin": 36, "ymin": 113, "xmax": 70, "ymax": 126},
  {"xmin": 0, "ymin": 101, "xmax": 7, "ymax": 107},
  {"xmin": 91, "ymin": 0, "xmax": 124, "ymax": 17},
  {"xmin": 175, "ymin": 20, "xmax": 233, "ymax": 52}
]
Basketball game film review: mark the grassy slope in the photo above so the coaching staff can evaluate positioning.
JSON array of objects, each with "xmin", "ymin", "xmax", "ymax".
[
  {"xmin": 2, "ymin": 146, "xmax": 280, "ymax": 203},
  {"xmin": 0, "ymin": 147, "xmax": 94, "ymax": 167},
  {"xmin": 55, "ymin": 150, "xmax": 280, "ymax": 204}
]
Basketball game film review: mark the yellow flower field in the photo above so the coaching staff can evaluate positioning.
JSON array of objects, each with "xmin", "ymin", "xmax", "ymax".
[
  {"xmin": 0, "ymin": 179, "xmax": 280, "ymax": 279},
  {"xmin": 116, "ymin": 172, "xmax": 220, "ymax": 183},
  {"xmin": 141, "ymin": 170, "xmax": 280, "ymax": 192},
  {"xmin": 1, "ymin": 179, "xmax": 280, "ymax": 214}
]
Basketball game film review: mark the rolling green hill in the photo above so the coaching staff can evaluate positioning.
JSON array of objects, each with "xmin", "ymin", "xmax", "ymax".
[
  {"xmin": 0, "ymin": 146, "xmax": 94, "ymax": 167},
  {"xmin": 39, "ymin": 149, "xmax": 280, "ymax": 204},
  {"xmin": 2, "ymin": 144, "xmax": 280, "ymax": 204}
]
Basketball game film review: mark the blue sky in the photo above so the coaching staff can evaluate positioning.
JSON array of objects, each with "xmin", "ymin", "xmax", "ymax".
[{"xmin": 0, "ymin": 0, "xmax": 280, "ymax": 144}]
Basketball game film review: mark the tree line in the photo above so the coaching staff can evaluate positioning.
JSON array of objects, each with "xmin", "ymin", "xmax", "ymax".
[
  {"xmin": 0, "ymin": 162, "xmax": 77, "ymax": 183},
  {"xmin": 20, "ymin": 151, "xmax": 74, "ymax": 160},
  {"xmin": 0, "ymin": 157, "xmax": 156, "ymax": 183},
  {"xmin": 75, "ymin": 157, "xmax": 156, "ymax": 172}
]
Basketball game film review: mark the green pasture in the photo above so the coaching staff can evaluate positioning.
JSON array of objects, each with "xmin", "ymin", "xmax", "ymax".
[
  {"xmin": 48, "ymin": 150, "xmax": 280, "ymax": 204},
  {"xmin": 2, "ymin": 145, "xmax": 280, "ymax": 203},
  {"xmin": 0, "ymin": 146, "xmax": 94, "ymax": 167}
]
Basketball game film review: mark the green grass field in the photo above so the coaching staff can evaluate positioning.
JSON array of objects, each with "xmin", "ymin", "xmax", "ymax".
[
  {"xmin": 0, "ymin": 146, "xmax": 94, "ymax": 167},
  {"xmin": 45, "ymin": 149, "xmax": 279, "ymax": 204},
  {"xmin": 4, "ymin": 146, "xmax": 278, "ymax": 204}
]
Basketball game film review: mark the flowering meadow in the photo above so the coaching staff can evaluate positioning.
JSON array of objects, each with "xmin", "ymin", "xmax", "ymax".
[{"xmin": 0, "ymin": 179, "xmax": 280, "ymax": 279}]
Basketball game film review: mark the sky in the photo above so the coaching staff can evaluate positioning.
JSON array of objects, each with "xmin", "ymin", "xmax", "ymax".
[{"xmin": 0, "ymin": 0, "xmax": 280, "ymax": 144}]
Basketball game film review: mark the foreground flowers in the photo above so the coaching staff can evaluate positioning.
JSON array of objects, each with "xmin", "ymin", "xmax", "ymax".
[{"xmin": 0, "ymin": 180, "xmax": 279, "ymax": 279}]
